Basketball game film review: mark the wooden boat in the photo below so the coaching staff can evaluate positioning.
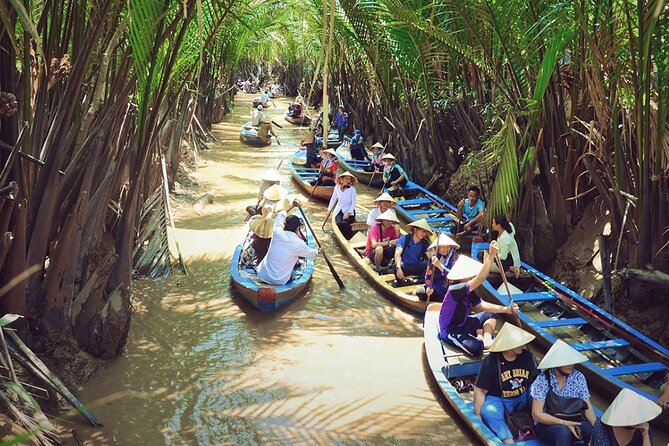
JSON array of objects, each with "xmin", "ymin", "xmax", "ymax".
[
  {"xmin": 239, "ymin": 121, "xmax": 272, "ymax": 147},
  {"xmin": 334, "ymin": 142, "xmax": 383, "ymax": 188},
  {"xmin": 331, "ymin": 206, "xmax": 429, "ymax": 314},
  {"xmin": 230, "ymin": 223, "xmax": 316, "ymax": 311},
  {"xmin": 252, "ymin": 98, "xmax": 270, "ymax": 109},
  {"xmin": 289, "ymin": 157, "xmax": 334, "ymax": 202},
  {"xmin": 316, "ymin": 129, "xmax": 342, "ymax": 149},
  {"xmin": 424, "ymin": 303, "xmax": 543, "ymax": 445},
  {"xmin": 284, "ymin": 112, "xmax": 312, "ymax": 125},
  {"xmin": 470, "ymin": 241, "xmax": 669, "ymax": 429}
]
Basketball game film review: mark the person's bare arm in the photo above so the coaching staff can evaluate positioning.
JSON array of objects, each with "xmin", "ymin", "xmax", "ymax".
[{"xmin": 468, "ymin": 241, "xmax": 498, "ymax": 291}]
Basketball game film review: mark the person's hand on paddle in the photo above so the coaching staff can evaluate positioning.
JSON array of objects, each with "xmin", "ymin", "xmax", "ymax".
[
  {"xmin": 430, "ymin": 255, "xmax": 444, "ymax": 271},
  {"xmin": 318, "ymin": 247, "xmax": 325, "ymax": 254},
  {"xmin": 509, "ymin": 265, "xmax": 520, "ymax": 279},
  {"xmin": 505, "ymin": 303, "xmax": 519, "ymax": 315},
  {"xmin": 488, "ymin": 240, "xmax": 498, "ymax": 259},
  {"xmin": 291, "ymin": 199, "xmax": 302, "ymax": 209}
]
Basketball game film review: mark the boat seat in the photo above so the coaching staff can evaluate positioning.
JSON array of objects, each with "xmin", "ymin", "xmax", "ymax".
[
  {"xmin": 572, "ymin": 339, "xmax": 630, "ymax": 351},
  {"xmin": 350, "ymin": 240, "xmax": 367, "ymax": 249},
  {"xmin": 426, "ymin": 216, "xmax": 456, "ymax": 224},
  {"xmin": 378, "ymin": 273, "xmax": 396, "ymax": 282},
  {"xmin": 512, "ymin": 292, "xmax": 558, "ymax": 303},
  {"xmin": 533, "ymin": 317, "xmax": 587, "ymax": 328},
  {"xmin": 407, "ymin": 208, "xmax": 451, "ymax": 216},
  {"xmin": 398, "ymin": 198, "xmax": 432, "ymax": 206},
  {"xmin": 601, "ymin": 362, "xmax": 667, "ymax": 377}
]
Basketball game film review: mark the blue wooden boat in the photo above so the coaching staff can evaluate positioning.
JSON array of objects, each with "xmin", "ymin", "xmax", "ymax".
[
  {"xmin": 424, "ymin": 303, "xmax": 544, "ymax": 445},
  {"xmin": 334, "ymin": 142, "xmax": 384, "ymax": 188},
  {"xmin": 470, "ymin": 241, "xmax": 669, "ymax": 429},
  {"xmin": 316, "ymin": 129, "xmax": 342, "ymax": 149},
  {"xmin": 239, "ymin": 121, "xmax": 272, "ymax": 147},
  {"xmin": 289, "ymin": 154, "xmax": 334, "ymax": 202},
  {"xmin": 230, "ymin": 225, "xmax": 316, "ymax": 311}
]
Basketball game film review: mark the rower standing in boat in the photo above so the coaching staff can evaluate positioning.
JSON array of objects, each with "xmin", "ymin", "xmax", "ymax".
[
  {"xmin": 416, "ymin": 233, "xmax": 460, "ymax": 301},
  {"xmin": 363, "ymin": 142, "xmax": 385, "ymax": 172},
  {"xmin": 491, "ymin": 214, "xmax": 521, "ymax": 278},
  {"xmin": 366, "ymin": 209, "xmax": 400, "ymax": 274},
  {"xmin": 393, "ymin": 218, "xmax": 433, "ymax": 283},
  {"xmin": 334, "ymin": 105, "xmax": 349, "ymax": 141},
  {"xmin": 328, "ymin": 172, "xmax": 357, "ymax": 240},
  {"xmin": 381, "ymin": 154, "xmax": 408, "ymax": 197},
  {"xmin": 310, "ymin": 148, "xmax": 338, "ymax": 186},
  {"xmin": 438, "ymin": 241, "xmax": 519, "ymax": 357},
  {"xmin": 591, "ymin": 388, "xmax": 660, "ymax": 446},
  {"xmin": 456, "ymin": 185, "xmax": 486, "ymax": 236},
  {"xmin": 257, "ymin": 199, "xmax": 324, "ymax": 286},
  {"xmin": 349, "ymin": 129, "xmax": 368, "ymax": 161}
]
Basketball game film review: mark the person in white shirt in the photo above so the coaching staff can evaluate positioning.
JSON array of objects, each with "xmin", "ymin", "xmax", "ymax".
[
  {"xmin": 260, "ymin": 90, "xmax": 270, "ymax": 105},
  {"xmin": 491, "ymin": 214, "xmax": 521, "ymax": 278},
  {"xmin": 257, "ymin": 199, "xmax": 323, "ymax": 285},
  {"xmin": 251, "ymin": 104, "xmax": 263, "ymax": 127},
  {"xmin": 328, "ymin": 172, "xmax": 357, "ymax": 239},
  {"xmin": 366, "ymin": 192, "xmax": 396, "ymax": 227}
]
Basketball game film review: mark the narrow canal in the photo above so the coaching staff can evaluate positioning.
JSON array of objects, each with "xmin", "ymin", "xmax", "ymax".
[{"xmin": 74, "ymin": 93, "xmax": 476, "ymax": 445}]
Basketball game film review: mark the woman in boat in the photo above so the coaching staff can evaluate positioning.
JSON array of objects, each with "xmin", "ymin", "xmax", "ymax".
[
  {"xmin": 363, "ymin": 142, "xmax": 385, "ymax": 172},
  {"xmin": 530, "ymin": 340, "xmax": 597, "ymax": 446},
  {"xmin": 349, "ymin": 129, "xmax": 368, "ymax": 161},
  {"xmin": 381, "ymin": 154, "xmax": 408, "ymax": 197},
  {"xmin": 491, "ymin": 214, "xmax": 521, "ymax": 278},
  {"xmin": 417, "ymin": 233, "xmax": 460, "ymax": 302},
  {"xmin": 366, "ymin": 192, "xmax": 396, "ymax": 227},
  {"xmin": 328, "ymin": 172, "xmax": 357, "ymax": 240},
  {"xmin": 590, "ymin": 388, "xmax": 660, "ymax": 446},
  {"xmin": 474, "ymin": 323, "xmax": 538, "ymax": 444},
  {"xmin": 393, "ymin": 218, "xmax": 433, "ymax": 282},
  {"xmin": 365, "ymin": 209, "xmax": 400, "ymax": 274},
  {"xmin": 310, "ymin": 148, "xmax": 338, "ymax": 186},
  {"xmin": 438, "ymin": 241, "xmax": 519, "ymax": 357},
  {"xmin": 245, "ymin": 180, "xmax": 286, "ymax": 220},
  {"xmin": 248, "ymin": 204, "xmax": 275, "ymax": 263}
]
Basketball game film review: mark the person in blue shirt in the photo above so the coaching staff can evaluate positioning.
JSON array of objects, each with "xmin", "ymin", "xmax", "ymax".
[
  {"xmin": 393, "ymin": 218, "xmax": 433, "ymax": 283},
  {"xmin": 456, "ymin": 185, "xmax": 486, "ymax": 235},
  {"xmin": 334, "ymin": 106, "xmax": 349, "ymax": 141},
  {"xmin": 349, "ymin": 129, "xmax": 367, "ymax": 161}
]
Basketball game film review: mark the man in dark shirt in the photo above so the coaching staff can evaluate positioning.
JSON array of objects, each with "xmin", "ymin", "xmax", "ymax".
[{"xmin": 438, "ymin": 241, "xmax": 518, "ymax": 357}]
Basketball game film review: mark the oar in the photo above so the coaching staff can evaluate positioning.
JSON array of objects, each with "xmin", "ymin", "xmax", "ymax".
[
  {"xmin": 322, "ymin": 197, "xmax": 338, "ymax": 230},
  {"xmin": 494, "ymin": 253, "xmax": 522, "ymax": 327},
  {"xmin": 271, "ymin": 120, "xmax": 283, "ymax": 129},
  {"xmin": 308, "ymin": 165, "xmax": 324, "ymax": 202},
  {"xmin": 296, "ymin": 207, "xmax": 345, "ymax": 289}
]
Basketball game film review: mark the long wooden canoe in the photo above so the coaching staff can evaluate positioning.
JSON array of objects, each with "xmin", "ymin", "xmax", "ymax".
[
  {"xmin": 471, "ymin": 241, "xmax": 669, "ymax": 429},
  {"xmin": 331, "ymin": 206, "xmax": 429, "ymax": 314},
  {"xmin": 285, "ymin": 112, "xmax": 312, "ymax": 125},
  {"xmin": 239, "ymin": 121, "xmax": 272, "ymax": 147},
  {"xmin": 424, "ymin": 303, "xmax": 543, "ymax": 445},
  {"xmin": 230, "ymin": 225, "xmax": 316, "ymax": 311},
  {"xmin": 334, "ymin": 142, "xmax": 384, "ymax": 188},
  {"xmin": 289, "ymin": 158, "xmax": 334, "ymax": 203}
]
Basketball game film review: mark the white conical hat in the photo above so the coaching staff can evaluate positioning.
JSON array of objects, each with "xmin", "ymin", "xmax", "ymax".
[
  {"xmin": 370, "ymin": 142, "xmax": 384, "ymax": 149},
  {"xmin": 322, "ymin": 148, "xmax": 337, "ymax": 156},
  {"xmin": 407, "ymin": 218, "xmax": 433, "ymax": 234},
  {"xmin": 489, "ymin": 323, "xmax": 535, "ymax": 352},
  {"xmin": 537, "ymin": 340, "xmax": 588, "ymax": 369},
  {"xmin": 263, "ymin": 184, "xmax": 288, "ymax": 201},
  {"xmin": 601, "ymin": 388, "xmax": 662, "ymax": 426},
  {"xmin": 375, "ymin": 209, "xmax": 400, "ymax": 224},
  {"xmin": 428, "ymin": 233, "xmax": 460, "ymax": 250},
  {"xmin": 380, "ymin": 153, "xmax": 396, "ymax": 161},
  {"xmin": 374, "ymin": 192, "xmax": 396, "ymax": 203},
  {"xmin": 446, "ymin": 255, "xmax": 483, "ymax": 281}
]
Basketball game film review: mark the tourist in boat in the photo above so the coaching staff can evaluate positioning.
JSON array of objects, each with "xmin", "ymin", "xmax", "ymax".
[
  {"xmin": 248, "ymin": 204, "xmax": 274, "ymax": 263},
  {"xmin": 363, "ymin": 142, "xmax": 385, "ymax": 172},
  {"xmin": 251, "ymin": 104, "xmax": 264, "ymax": 127},
  {"xmin": 381, "ymin": 154, "xmax": 408, "ymax": 197},
  {"xmin": 260, "ymin": 89, "xmax": 271, "ymax": 106},
  {"xmin": 366, "ymin": 209, "xmax": 400, "ymax": 274},
  {"xmin": 366, "ymin": 192, "xmax": 396, "ymax": 227},
  {"xmin": 257, "ymin": 199, "xmax": 324, "ymax": 285},
  {"xmin": 328, "ymin": 172, "xmax": 357, "ymax": 240},
  {"xmin": 456, "ymin": 185, "xmax": 486, "ymax": 236},
  {"xmin": 473, "ymin": 323, "xmax": 538, "ymax": 444},
  {"xmin": 491, "ymin": 214, "xmax": 521, "ymax": 278},
  {"xmin": 590, "ymin": 388, "xmax": 660, "ymax": 446},
  {"xmin": 420, "ymin": 233, "xmax": 460, "ymax": 301},
  {"xmin": 438, "ymin": 241, "xmax": 520, "ymax": 357},
  {"xmin": 530, "ymin": 339, "xmax": 596, "ymax": 446},
  {"xmin": 349, "ymin": 129, "xmax": 368, "ymax": 161},
  {"xmin": 310, "ymin": 148, "xmax": 338, "ymax": 186},
  {"xmin": 245, "ymin": 178, "xmax": 285, "ymax": 219},
  {"xmin": 334, "ymin": 105, "xmax": 349, "ymax": 141},
  {"xmin": 301, "ymin": 127, "xmax": 321, "ymax": 168},
  {"xmin": 393, "ymin": 218, "xmax": 433, "ymax": 283}
]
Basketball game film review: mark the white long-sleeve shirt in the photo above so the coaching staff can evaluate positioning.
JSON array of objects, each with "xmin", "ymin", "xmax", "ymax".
[
  {"xmin": 328, "ymin": 184, "xmax": 356, "ymax": 217},
  {"xmin": 498, "ymin": 223, "xmax": 521, "ymax": 267},
  {"xmin": 257, "ymin": 212, "xmax": 319, "ymax": 285},
  {"xmin": 251, "ymin": 109, "xmax": 262, "ymax": 126}
]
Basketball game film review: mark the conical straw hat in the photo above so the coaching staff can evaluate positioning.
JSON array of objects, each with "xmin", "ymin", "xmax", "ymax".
[
  {"xmin": 322, "ymin": 148, "xmax": 337, "ymax": 156},
  {"xmin": 601, "ymin": 388, "xmax": 662, "ymax": 426},
  {"xmin": 428, "ymin": 233, "xmax": 460, "ymax": 250},
  {"xmin": 380, "ymin": 153, "xmax": 396, "ymax": 161},
  {"xmin": 488, "ymin": 323, "xmax": 535, "ymax": 352},
  {"xmin": 261, "ymin": 170, "xmax": 282, "ymax": 183},
  {"xmin": 446, "ymin": 255, "xmax": 483, "ymax": 281},
  {"xmin": 370, "ymin": 142, "xmax": 384, "ymax": 149},
  {"xmin": 273, "ymin": 198, "xmax": 292, "ymax": 213},
  {"xmin": 263, "ymin": 184, "xmax": 288, "ymax": 201},
  {"xmin": 376, "ymin": 209, "xmax": 400, "ymax": 224},
  {"xmin": 249, "ymin": 217, "xmax": 274, "ymax": 238},
  {"xmin": 374, "ymin": 192, "xmax": 396, "ymax": 203},
  {"xmin": 335, "ymin": 171, "xmax": 358, "ymax": 185},
  {"xmin": 407, "ymin": 218, "xmax": 433, "ymax": 234},
  {"xmin": 537, "ymin": 339, "xmax": 588, "ymax": 369}
]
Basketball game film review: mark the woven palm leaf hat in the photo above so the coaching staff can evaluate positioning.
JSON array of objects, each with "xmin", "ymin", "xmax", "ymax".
[
  {"xmin": 537, "ymin": 339, "xmax": 588, "ymax": 369},
  {"xmin": 374, "ymin": 192, "xmax": 396, "ymax": 204},
  {"xmin": 370, "ymin": 142, "xmax": 385, "ymax": 150},
  {"xmin": 322, "ymin": 148, "xmax": 337, "ymax": 156},
  {"xmin": 428, "ymin": 233, "xmax": 460, "ymax": 250},
  {"xmin": 263, "ymin": 184, "xmax": 288, "ymax": 201},
  {"xmin": 335, "ymin": 171, "xmax": 358, "ymax": 185},
  {"xmin": 601, "ymin": 388, "xmax": 662, "ymax": 426},
  {"xmin": 488, "ymin": 323, "xmax": 536, "ymax": 352},
  {"xmin": 407, "ymin": 218, "xmax": 434, "ymax": 235},
  {"xmin": 249, "ymin": 216, "xmax": 274, "ymax": 238},
  {"xmin": 446, "ymin": 255, "xmax": 483, "ymax": 281},
  {"xmin": 380, "ymin": 153, "xmax": 396, "ymax": 161},
  {"xmin": 375, "ymin": 209, "xmax": 400, "ymax": 224}
]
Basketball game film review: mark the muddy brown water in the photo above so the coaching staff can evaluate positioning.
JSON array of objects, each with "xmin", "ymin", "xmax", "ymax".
[{"xmin": 70, "ymin": 93, "xmax": 475, "ymax": 445}]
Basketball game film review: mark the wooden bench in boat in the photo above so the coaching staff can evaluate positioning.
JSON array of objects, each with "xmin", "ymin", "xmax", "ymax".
[
  {"xmin": 406, "ymin": 208, "xmax": 452, "ymax": 216},
  {"xmin": 572, "ymin": 339, "xmax": 630, "ymax": 351},
  {"xmin": 397, "ymin": 198, "xmax": 433, "ymax": 206},
  {"xmin": 426, "ymin": 216, "xmax": 456, "ymax": 224},
  {"xmin": 532, "ymin": 317, "xmax": 587, "ymax": 328},
  {"xmin": 512, "ymin": 291, "xmax": 558, "ymax": 303},
  {"xmin": 598, "ymin": 362, "xmax": 667, "ymax": 377}
]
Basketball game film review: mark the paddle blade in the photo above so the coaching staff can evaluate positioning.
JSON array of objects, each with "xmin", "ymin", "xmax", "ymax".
[{"xmin": 323, "ymin": 253, "xmax": 345, "ymax": 289}]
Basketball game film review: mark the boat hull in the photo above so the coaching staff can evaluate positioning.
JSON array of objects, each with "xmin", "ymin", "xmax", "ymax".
[
  {"xmin": 240, "ymin": 122, "xmax": 272, "ymax": 147},
  {"xmin": 334, "ymin": 142, "xmax": 384, "ymax": 188},
  {"xmin": 289, "ymin": 160, "xmax": 334, "ymax": 202},
  {"xmin": 285, "ymin": 113, "xmax": 312, "ymax": 125}
]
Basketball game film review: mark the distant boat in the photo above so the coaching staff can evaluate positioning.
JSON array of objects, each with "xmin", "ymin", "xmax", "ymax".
[
  {"xmin": 285, "ymin": 112, "xmax": 312, "ymax": 125},
  {"xmin": 334, "ymin": 142, "xmax": 383, "ymax": 188},
  {"xmin": 239, "ymin": 121, "xmax": 272, "ymax": 147}
]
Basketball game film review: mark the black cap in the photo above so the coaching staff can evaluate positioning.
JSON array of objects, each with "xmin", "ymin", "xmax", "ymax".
[{"xmin": 284, "ymin": 215, "xmax": 304, "ymax": 232}]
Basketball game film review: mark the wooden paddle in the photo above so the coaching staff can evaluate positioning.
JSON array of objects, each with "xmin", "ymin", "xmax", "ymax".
[
  {"xmin": 296, "ymin": 207, "xmax": 345, "ymax": 289},
  {"xmin": 494, "ymin": 253, "xmax": 522, "ymax": 327},
  {"xmin": 308, "ymin": 165, "xmax": 323, "ymax": 202},
  {"xmin": 426, "ymin": 232, "xmax": 441, "ymax": 303}
]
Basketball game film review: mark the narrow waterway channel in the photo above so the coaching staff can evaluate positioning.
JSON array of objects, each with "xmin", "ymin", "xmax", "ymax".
[{"xmin": 72, "ymin": 93, "xmax": 476, "ymax": 445}]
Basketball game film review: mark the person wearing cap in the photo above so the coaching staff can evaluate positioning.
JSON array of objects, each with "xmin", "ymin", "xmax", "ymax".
[
  {"xmin": 245, "ymin": 179, "xmax": 285, "ymax": 219},
  {"xmin": 366, "ymin": 209, "xmax": 400, "ymax": 273},
  {"xmin": 248, "ymin": 204, "xmax": 275, "ymax": 263},
  {"xmin": 363, "ymin": 142, "xmax": 385, "ymax": 172},
  {"xmin": 328, "ymin": 172, "xmax": 358, "ymax": 240},
  {"xmin": 366, "ymin": 192, "xmax": 397, "ymax": 227},
  {"xmin": 393, "ymin": 218, "xmax": 433, "ymax": 282},
  {"xmin": 439, "ymin": 241, "xmax": 520, "ymax": 357},
  {"xmin": 310, "ymin": 148, "xmax": 338, "ymax": 186},
  {"xmin": 590, "ymin": 388, "xmax": 660, "ymax": 445},
  {"xmin": 334, "ymin": 105, "xmax": 349, "ymax": 141},
  {"xmin": 381, "ymin": 154, "xmax": 408, "ymax": 197},
  {"xmin": 251, "ymin": 104, "xmax": 264, "ymax": 127},
  {"xmin": 257, "ymin": 199, "xmax": 324, "ymax": 285},
  {"xmin": 456, "ymin": 184, "xmax": 486, "ymax": 236},
  {"xmin": 491, "ymin": 214, "xmax": 521, "ymax": 278},
  {"xmin": 474, "ymin": 323, "xmax": 538, "ymax": 444},
  {"xmin": 349, "ymin": 129, "xmax": 368, "ymax": 161},
  {"xmin": 530, "ymin": 340, "xmax": 596, "ymax": 445},
  {"xmin": 418, "ymin": 233, "xmax": 460, "ymax": 301}
]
